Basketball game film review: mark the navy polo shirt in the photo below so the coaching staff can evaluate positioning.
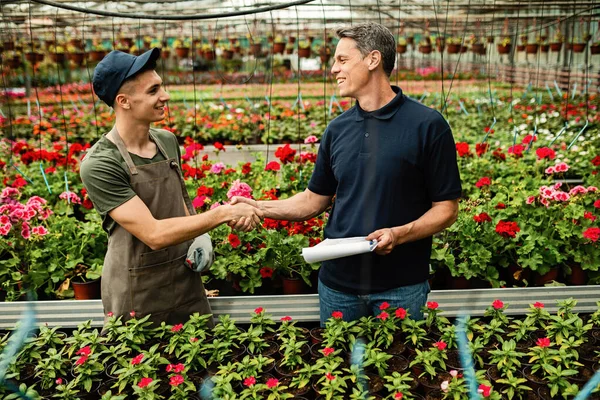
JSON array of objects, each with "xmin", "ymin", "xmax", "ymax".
[{"xmin": 308, "ymin": 86, "xmax": 461, "ymax": 295}]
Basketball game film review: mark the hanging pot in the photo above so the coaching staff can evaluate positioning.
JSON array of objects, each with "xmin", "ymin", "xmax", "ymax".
[
  {"xmin": 273, "ymin": 42, "xmax": 285, "ymax": 54},
  {"xmin": 497, "ymin": 44, "xmax": 511, "ymax": 54},
  {"xmin": 298, "ymin": 47, "xmax": 311, "ymax": 58},
  {"xmin": 572, "ymin": 43, "xmax": 586, "ymax": 53},
  {"xmin": 526, "ymin": 44, "xmax": 539, "ymax": 54},
  {"xmin": 175, "ymin": 47, "xmax": 189, "ymax": 58},
  {"xmin": 591, "ymin": 45, "xmax": 600, "ymax": 55},
  {"xmin": 396, "ymin": 44, "xmax": 407, "ymax": 54},
  {"xmin": 550, "ymin": 42, "xmax": 563, "ymax": 52}
]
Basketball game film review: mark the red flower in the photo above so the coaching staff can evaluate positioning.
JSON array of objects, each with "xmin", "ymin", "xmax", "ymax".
[
  {"xmin": 107, "ymin": 312, "xmax": 114, "ymax": 317},
  {"xmin": 475, "ymin": 177, "xmax": 491, "ymax": 188},
  {"xmin": 379, "ymin": 302, "xmax": 390, "ymax": 310},
  {"xmin": 536, "ymin": 337, "xmax": 551, "ymax": 348},
  {"xmin": 255, "ymin": 307, "xmax": 264, "ymax": 314},
  {"xmin": 131, "ymin": 354, "xmax": 144, "ymax": 365},
  {"xmin": 591, "ymin": 155, "xmax": 600, "ymax": 166},
  {"xmin": 533, "ymin": 302, "xmax": 544, "ymax": 308},
  {"xmin": 325, "ymin": 372, "xmax": 336, "ymax": 381},
  {"xmin": 190, "ymin": 337, "xmax": 198, "ymax": 343},
  {"xmin": 456, "ymin": 142, "xmax": 471, "ymax": 157},
  {"xmin": 244, "ymin": 376, "xmax": 256, "ymax": 387},
  {"xmin": 228, "ymin": 233, "xmax": 241, "ymax": 248},
  {"xmin": 197, "ymin": 185, "xmax": 214, "ymax": 197},
  {"xmin": 495, "ymin": 203, "xmax": 507, "ymax": 209},
  {"xmin": 536, "ymin": 147, "xmax": 556, "ymax": 160},
  {"xmin": 138, "ymin": 377, "xmax": 153, "ymax": 388},
  {"xmin": 595, "ymin": 199, "xmax": 600, "ymax": 208},
  {"xmin": 265, "ymin": 161, "xmax": 281, "ymax": 171},
  {"xmin": 331, "ymin": 311, "xmax": 343, "ymax": 319},
  {"xmin": 241, "ymin": 162, "xmax": 252, "ymax": 175},
  {"xmin": 55, "ymin": 378, "xmax": 63, "ymax": 385},
  {"xmin": 75, "ymin": 354, "xmax": 88, "ymax": 366},
  {"xmin": 495, "ymin": 220, "xmax": 520, "ymax": 238},
  {"xmin": 583, "ymin": 227, "xmax": 600, "ymax": 242},
  {"xmin": 475, "ymin": 143, "xmax": 489, "ymax": 157},
  {"xmin": 171, "ymin": 323, "xmax": 183, "ymax": 332},
  {"xmin": 473, "ymin": 212, "xmax": 492, "ymax": 224},
  {"xmin": 259, "ymin": 266, "xmax": 274, "ymax": 278},
  {"xmin": 173, "ymin": 363, "xmax": 185, "ymax": 373},
  {"xmin": 427, "ymin": 301, "xmax": 438, "ymax": 310},
  {"xmin": 130, "ymin": 310, "xmax": 136, "ymax": 318},
  {"xmin": 492, "ymin": 147, "xmax": 506, "ymax": 161},
  {"xmin": 584, "ymin": 211, "xmax": 597, "ymax": 222},
  {"xmin": 213, "ymin": 142, "xmax": 226, "ymax": 152},
  {"xmin": 376, "ymin": 311, "xmax": 389, "ymax": 320},
  {"xmin": 394, "ymin": 393, "xmax": 404, "ymax": 400},
  {"xmin": 266, "ymin": 378, "xmax": 279, "ymax": 388},
  {"xmin": 169, "ymin": 374, "xmax": 184, "ymax": 387},
  {"xmin": 434, "ymin": 341, "xmax": 447, "ymax": 351},
  {"xmin": 281, "ymin": 316, "xmax": 292, "ymax": 322},
  {"xmin": 76, "ymin": 346, "xmax": 91, "ymax": 356},
  {"xmin": 478, "ymin": 384, "xmax": 492, "ymax": 397},
  {"xmin": 492, "ymin": 299, "xmax": 504, "ymax": 309},
  {"xmin": 322, "ymin": 347, "xmax": 335, "ymax": 356},
  {"xmin": 522, "ymin": 134, "xmax": 537, "ymax": 145},
  {"xmin": 508, "ymin": 144, "xmax": 525, "ymax": 158},
  {"xmin": 395, "ymin": 308, "xmax": 407, "ymax": 319},
  {"xmin": 275, "ymin": 144, "xmax": 297, "ymax": 164}
]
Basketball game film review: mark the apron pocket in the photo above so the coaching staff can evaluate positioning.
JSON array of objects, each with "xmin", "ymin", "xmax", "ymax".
[
  {"xmin": 140, "ymin": 248, "xmax": 169, "ymax": 267},
  {"xmin": 128, "ymin": 254, "xmax": 186, "ymax": 315}
]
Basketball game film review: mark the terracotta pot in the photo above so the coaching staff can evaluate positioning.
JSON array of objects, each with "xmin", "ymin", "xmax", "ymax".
[
  {"xmin": 461, "ymin": 45, "xmax": 468, "ymax": 53},
  {"xmin": 497, "ymin": 44, "xmax": 511, "ymax": 54},
  {"xmin": 418, "ymin": 45, "xmax": 432, "ymax": 54},
  {"xmin": 160, "ymin": 50, "xmax": 170, "ymax": 59},
  {"xmin": 572, "ymin": 43, "xmax": 586, "ymax": 53},
  {"xmin": 36, "ymin": 53, "xmax": 44, "ymax": 62},
  {"xmin": 591, "ymin": 45, "xmax": 600, "ymax": 55},
  {"xmin": 447, "ymin": 44, "xmax": 460, "ymax": 54},
  {"xmin": 406, "ymin": 37, "xmax": 414, "ymax": 45},
  {"xmin": 89, "ymin": 50, "xmax": 106, "ymax": 61},
  {"xmin": 298, "ymin": 47, "xmax": 311, "ymax": 58},
  {"xmin": 288, "ymin": 36, "xmax": 296, "ymax": 44},
  {"xmin": 396, "ymin": 44, "xmax": 407, "ymax": 54},
  {"xmin": 273, "ymin": 42, "xmax": 285, "ymax": 54},
  {"xmin": 567, "ymin": 263, "xmax": 587, "ymax": 285},
  {"xmin": 550, "ymin": 42, "xmax": 563, "ymax": 52},
  {"xmin": 472, "ymin": 43, "xmax": 485, "ymax": 54},
  {"xmin": 526, "ymin": 44, "xmax": 539, "ymax": 54},
  {"xmin": 436, "ymin": 44, "xmax": 445, "ymax": 52},
  {"xmin": 72, "ymin": 277, "xmax": 101, "ymax": 300},
  {"xmin": 540, "ymin": 44, "xmax": 549, "ymax": 52},
  {"xmin": 250, "ymin": 43, "xmax": 262, "ymax": 56},
  {"xmin": 517, "ymin": 44, "xmax": 525, "ymax": 52},
  {"xmin": 69, "ymin": 39, "xmax": 84, "ymax": 49},
  {"xmin": 534, "ymin": 266, "xmax": 560, "ymax": 286},
  {"xmin": 7, "ymin": 56, "xmax": 22, "ymax": 69},
  {"xmin": 175, "ymin": 47, "xmax": 189, "ymax": 58},
  {"xmin": 282, "ymin": 276, "xmax": 305, "ymax": 295},
  {"xmin": 319, "ymin": 54, "xmax": 330, "ymax": 64},
  {"xmin": 120, "ymin": 38, "xmax": 133, "ymax": 48},
  {"xmin": 49, "ymin": 53, "xmax": 65, "ymax": 63},
  {"xmin": 68, "ymin": 52, "xmax": 85, "ymax": 65},
  {"xmin": 204, "ymin": 50, "xmax": 216, "ymax": 60},
  {"xmin": 25, "ymin": 52, "xmax": 39, "ymax": 64}
]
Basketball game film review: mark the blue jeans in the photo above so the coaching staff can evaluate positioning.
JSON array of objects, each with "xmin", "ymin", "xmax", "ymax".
[{"xmin": 318, "ymin": 279, "xmax": 430, "ymax": 327}]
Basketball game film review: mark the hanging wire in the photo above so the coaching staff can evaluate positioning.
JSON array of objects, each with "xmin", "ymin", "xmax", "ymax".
[
  {"xmin": 53, "ymin": 5, "xmax": 71, "ymax": 183},
  {"xmin": 161, "ymin": 20, "xmax": 171, "ymax": 123},
  {"xmin": 81, "ymin": 13, "xmax": 100, "ymax": 138},
  {"xmin": 320, "ymin": 0, "xmax": 328, "ymax": 137},
  {"xmin": 526, "ymin": 2, "xmax": 545, "ymax": 152},
  {"xmin": 1, "ymin": 1, "xmax": 16, "ymax": 173}
]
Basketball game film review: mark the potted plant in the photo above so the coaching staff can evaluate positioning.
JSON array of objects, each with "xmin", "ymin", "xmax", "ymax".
[
  {"xmin": 172, "ymin": 39, "xmax": 190, "ymax": 58},
  {"xmin": 70, "ymin": 262, "xmax": 102, "ymax": 300},
  {"xmin": 396, "ymin": 36, "xmax": 408, "ymax": 54},
  {"xmin": 273, "ymin": 35, "xmax": 286, "ymax": 54},
  {"xmin": 418, "ymin": 38, "xmax": 432, "ymax": 54},
  {"xmin": 297, "ymin": 41, "xmax": 311, "ymax": 58}
]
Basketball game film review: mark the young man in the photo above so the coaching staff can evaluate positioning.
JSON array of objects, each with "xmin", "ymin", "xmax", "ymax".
[
  {"xmin": 81, "ymin": 48, "xmax": 263, "ymax": 326},
  {"xmin": 231, "ymin": 23, "xmax": 461, "ymax": 325}
]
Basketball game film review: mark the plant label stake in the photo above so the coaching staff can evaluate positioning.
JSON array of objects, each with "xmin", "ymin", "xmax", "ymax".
[
  {"xmin": 481, "ymin": 117, "xmax": 496, "ymax": 144},
  {"xmin": 36, "ymin": 98, "xmax": 44, "ymax": 118},
  {"xmin": 550, "ymin": 122, "xmax": 569, "ymax": 146},
  {"xmin": 64, "ymin": 172, "xmax": 71, "ymax": 204},
  {"xmin": 567, "ymin": 121, "xmax": 588, "ymax": 151},
  {"xmin": 553, "ymin": 80, "xmax": 562, "ymax": 97},
  {"xmin": 545, "ymin": 82, "xmax": 554, "ymax": 101},
  {"xmin": 10, "ymin": 163, "xmax": 34, "ymax": 184},
  {"xmin": 571, "ymin": 83, "xmax": 577, "ymax": 99},
  {"xmin": 39, "ymin": 163, "xmax": 52, "ymax": 194}
]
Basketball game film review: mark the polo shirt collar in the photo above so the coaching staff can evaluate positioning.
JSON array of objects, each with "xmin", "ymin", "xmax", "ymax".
[{"xmin": 355, "ymin": 85, "xmax": 404, "ymax": 121}]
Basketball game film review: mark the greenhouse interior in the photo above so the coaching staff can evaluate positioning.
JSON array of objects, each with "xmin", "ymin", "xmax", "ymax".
[{"xmin": 1, "ymin": 0, "xmax": 600, "ymax": 398}]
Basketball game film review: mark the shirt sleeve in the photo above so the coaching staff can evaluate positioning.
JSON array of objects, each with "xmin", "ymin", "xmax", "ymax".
[
  {"xmin": 308, "ymin": 128, "xmax": 337, "ymax": 196},
  {"xmin": 80, "ymin": 156, "xmax": 137, "ymax": 215},
  {"xmin": 425, "ymin": 127, "xmax": 462, "ymax": 202}
]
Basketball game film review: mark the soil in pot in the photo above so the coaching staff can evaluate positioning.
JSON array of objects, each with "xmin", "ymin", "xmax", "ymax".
[
  {"xmin": 387, "ymin": 339, "xmax": 406, "ymax": 356},
  {"xmin": 570, "ymin": 366, "xmax": 596, "ymax": 388},
  {"xmin": 417, "ymin": 372, "xmax": 452, "ymax": 394},
  {"xmin": 522, "ymin": 366, "xmax": 547, "ymax": 391},
  {"xmin": 366, "ymin": 373, "xmax": 385, "ymax": 394},
  {"xmin": 310, "ymin": 327, "xmax": 324, "ymax": 344},
  {"xmin": 274, "ymin": 359, "xmax": 303, "ymax": 378},
  {"xmin": 258, "ymin": 340, "xmax": 279, "ymax": 359},
  {"xmin": 580, "ymin": 342, "xmax": 599, "ymax": 366},
  {"xmin": 446, "ymin": 350, "xmax": 464, "ymax": 371},
  {"xmin": 425, "ymin": 389, "xmax": 444, "ymax": 400},
  {"xmin": 387, "ymin": 355, "xmax": 409, "ymax": 373},
  {"xmin": 279, "ymin": 376, "xmax": 313, "ymax": 398}
]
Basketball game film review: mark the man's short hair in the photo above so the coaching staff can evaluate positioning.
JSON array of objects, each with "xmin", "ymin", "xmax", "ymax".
[{"xmin": 336, "ymin": 23, "xmax": 396, "ymax": 77}]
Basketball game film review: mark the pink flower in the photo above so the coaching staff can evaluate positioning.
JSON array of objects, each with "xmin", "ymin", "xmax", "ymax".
[
  {"xmin": 266, "ymin": 378, "xmax": 279, "ymax": 388},
  {"xmin": 587, "ymin": 186, "xmax": 598, "ymax": 192},
  {"xmin": 131, "ymin": 354, "xmax": 144, "ymax": 365},
  {"xmin": 536, "ymin": 337, "xmax": 551, "ymax": 348},
  {"xmin": 59, "ymin": 191, "xmax": 82, "ymax": 204},
  {"xmin": 555, "ymin": 162, "xmax": 570, "ymax": 172},
  {"xmin": 130, "ymin": 310, "xmax": 136, "ymax": 317},
  {"xmin": 569, "ymin": 185, "xmax": 588, "ymax": 196},
  {"xmin": 533, "ymin": 302, "xmax": 544, "ymax": 308},
  {"xmin": 552, "ymin": 191, "xmax": 570, "ymax": 202},
  {"xmin": 526, "ymin": 196, "xmax": 536, "ymax": 205},
  {"xmin": 169, "ymin": 374, "xmax": 184, "ymax": 387},
  {"xmin": 478, "ymin": 384, "xmax": 492, "ymax": 397},
  {"xmin": 394, "ymin": 393, "xmax": 404, "ymax": 399},
  {"xmin": 192, "ymin": 195, "xmax": 208, "ymax": 208},
  {"xmin": 449, "ymin": 370, "xmax": 458, "ymax": 378},
  {"xmin": 107, "ymin": 312, "xmax": 114, "ymax": 317},
  {"xmin": 395, "ymin": 308, "xmax": 407, "ymax": 319},
  {"xmin": 280, "ymin": 316, "xmax": 292, "ymax": 322},
  {"xmin": 379, "ymin": 302, "xmax": 390, "ymax": 310},
  {"xmin": 440, "ymin": 380, "xmax": 449, "ymax": 392},
  {"xmin": 427, "ymin": 301, "xmax": 438, "ymax": 310},
  {"xmin": 210, "ymin": 162, "xmax": 225, "ymax": 174},
  {"xmin": 75, "ymin": 355, "xmax": 88, "ymax": 366},
  {"xmin": 31, "ymin": 225, "xmax": 48, "ymax": 236},
  {"xmin": 545, "ymin": 166, "xmax": 556, "ymax": 174},
  {"xmin": 76, "ymin": 346, "xmax": 91, "ymax": 356},
  {"xmin": 138, "ymin": 377, "xmax": 153, "ymax": 388},
  {"xmin": 254, "ymin": 307, "xmax": 263, "ymax": 314},
  {"xmin": 434, "ymin": 341, "xmax": 447, "ymax": 351},
  {"xmin": 492, "ymin": 299, "xmax": 504, "ymax": 309},
  {"xmin": 376, "ymin": 311, "xmax": 389, "ymax": 320},
  {"xmin": 325, "ymin": 372, "xmax": 336, "ymax": 381},
  {"xmin": 226, "ymin": 179, "xmax": 253, "ymax": 200},
  {"xmin": 55, "ymin": 378, "xmax": 63, "ymax": 385},
  {"xmin": 21, "ymin": 223, "xmax": 30, "ymax": 240},
  {"xmin": 331, "ymin": 311, "xmax": 343, "ymax": 319},
  {"xmin": 173, "ymin": 364, "xmax": 185, "ymax": 373},
  {"xmin": 171, "ymin": 323, "xmax": 183, "ymax": 332},
  {"xmin": 304, "ymin": 135, "xmax": 318, "ymax": 144},
  {"xmin": 244, "ymin": 376, "xmax": 256, "ymax": 387},
  {"xmin": 322, "ymin": 347, "xmax": 335, "ymax": 356}
]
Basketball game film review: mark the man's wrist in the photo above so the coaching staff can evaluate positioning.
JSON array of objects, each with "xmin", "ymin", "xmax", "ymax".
[{"xmin": 391, "ymin": 225, "xmax": 408, "ymax": 246}]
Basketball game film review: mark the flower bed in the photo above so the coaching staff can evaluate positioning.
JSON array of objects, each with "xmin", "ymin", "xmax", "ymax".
[{"xmin": 1, "ymin": 299, "xmax": 599, "ymax": 399}]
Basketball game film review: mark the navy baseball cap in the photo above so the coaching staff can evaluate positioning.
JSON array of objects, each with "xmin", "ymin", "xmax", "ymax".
[{"xmin": 92, "ymin": 47, "xmax": 160, "ymax": 107}]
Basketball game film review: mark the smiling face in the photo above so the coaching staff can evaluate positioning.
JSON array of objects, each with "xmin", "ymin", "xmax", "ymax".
[
  {"xmin": 117, "ymin": 69, "xmax": 170, "ymax": 123},
  {"xmin": 331, "ymin": 37, "xmax": 373, "ymax": 99}
]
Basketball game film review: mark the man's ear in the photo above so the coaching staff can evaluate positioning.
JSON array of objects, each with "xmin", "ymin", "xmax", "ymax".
[
  {"xmin": 366, "ymin": 50, "xmax": 382, "ymax": 72},
  {"xmin": 114, "ymin": 93, "xmax": 130, "ymax": 110}
]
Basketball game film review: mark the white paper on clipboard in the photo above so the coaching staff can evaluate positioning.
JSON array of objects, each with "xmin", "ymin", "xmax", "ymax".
[{"xmin": 302, "ymin": 236, "xmax": 378, "ymax": 263}]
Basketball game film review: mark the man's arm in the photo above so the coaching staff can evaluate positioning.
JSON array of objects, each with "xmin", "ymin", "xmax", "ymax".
[
  {"xmin": 229, "ymin": 188, "xmax": 333, "ymax": 226},
  {"xmin": 109, "ymin": 196, "xmax": 263, "ymax": 250},
  {"xmin": 366, "ymin": 199, "xmax": 459, "ymax": 255}
]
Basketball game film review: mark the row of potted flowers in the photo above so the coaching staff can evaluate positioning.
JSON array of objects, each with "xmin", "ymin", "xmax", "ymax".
[{"xmin": 0, "ymin": 298, "xmax": 599, "ymax": 399}]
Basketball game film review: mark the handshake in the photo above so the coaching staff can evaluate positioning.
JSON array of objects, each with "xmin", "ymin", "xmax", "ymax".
[{"xmin": 223, "ymin": 196, "xmax": 264, "ymax": 232}]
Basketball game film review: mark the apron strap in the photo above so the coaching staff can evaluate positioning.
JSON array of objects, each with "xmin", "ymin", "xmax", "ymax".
[{"xmin": 108, "ymin": 127, "xmax": 139, "ymax": 176}]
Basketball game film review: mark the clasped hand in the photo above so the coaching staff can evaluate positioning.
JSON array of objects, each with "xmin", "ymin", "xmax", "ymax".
[{"xmin": 225, "ymin": 197, "xmax": 262, "ymax": 232}]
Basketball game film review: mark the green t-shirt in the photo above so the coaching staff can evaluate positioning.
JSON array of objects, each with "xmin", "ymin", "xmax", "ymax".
[{"xmin": 80, "ymin": 128, "xmax": 182, "ymax": 234}]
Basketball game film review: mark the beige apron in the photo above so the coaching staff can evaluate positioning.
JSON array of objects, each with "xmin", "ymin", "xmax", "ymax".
[{"xmin": 102, "ymin": 127, "xmax": 213, "ymax": 327}]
